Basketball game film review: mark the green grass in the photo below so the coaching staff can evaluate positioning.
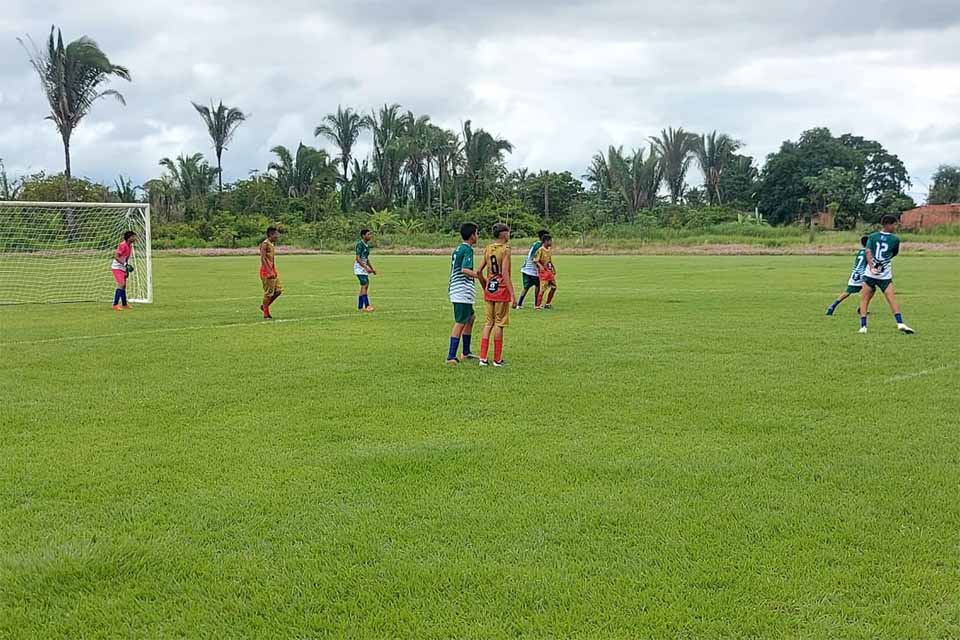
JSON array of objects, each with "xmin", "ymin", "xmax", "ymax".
[{"xmin": 1, "ymin": 254, "xmax": 959, "ymax": 639}]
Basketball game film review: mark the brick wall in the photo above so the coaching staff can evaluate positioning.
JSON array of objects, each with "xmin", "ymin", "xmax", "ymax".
[{"xmin": 900, "ymin": 205, "xmax": 960, "ymax": 229}]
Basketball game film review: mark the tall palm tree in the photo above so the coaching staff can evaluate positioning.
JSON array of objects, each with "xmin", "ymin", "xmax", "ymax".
[
  {"xmin": 584, "ymin": 152, "xmax": 611, "ymax": 197},
  {"xmin": 462, "ymin": 120, "xmax": 513, "ymax": 207},
  {"xmin": 20, "ymin": 26, "xmax": 131, "ymax": 201},
  {"xmin": 400, "ymin": 112, "xmax": 432, "ymax": 209},
  {"xmin": 651, "ymin": 127, "xmax": 699, "ymax": 204},
  {"xmin": 113, "ymin": 175, "xmax": 140, "ymax": 202},
  {"xmin": 158, "ymin": 153, "xmax": 217, "ymax": 216},
  {"xmin": 350, "ymin": 158, "xmax": 375, "ymax": 204},
  {"xmin": 695, "ymin": 131, "xmax": 741, "ymax": 205},
  {"xmin": 267, "ymin": 143, "xmax": 335, "ymax": 198},
  {"xmin": 315, "ymin": 105, "xmax": 369, "ymax": 212},
  {"xmin": 606, "ymin": 146, "xmax": 663, "ymax": 215},
  {"xmin": 366, "ymin": 104, "xmax": 406, "ymax": 205},
  {"xmin": 192, "ymin": 100, "xmax": 247, "ymax": 194},
  {"xmin": 144, "ymin": 177, "xmax": 177, "ymax": 222}
]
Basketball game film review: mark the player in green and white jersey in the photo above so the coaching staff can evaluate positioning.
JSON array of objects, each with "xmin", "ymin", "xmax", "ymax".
[
  {"xmin": 354, "ymin": 229, "xmax": 376, "ymax": 312},
  {"xmin": 446, "ymin": 223, "xmax": 483, "ymax": 364},
  {"xmin": 515, "ymin": 229, "xmax": 549, "ymax": 309},
  {"xmin": 826, "ymin": 235, "xmax": 868, "ymax": 316},
  {"xmin": 858, "ymin": 215, "xmax": 914, "ymax": 334}
]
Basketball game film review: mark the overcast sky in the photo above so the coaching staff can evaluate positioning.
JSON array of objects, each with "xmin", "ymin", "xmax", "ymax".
[{"xmin": 1, "ymin": 0, "xmax": 958, "ymax": 200}]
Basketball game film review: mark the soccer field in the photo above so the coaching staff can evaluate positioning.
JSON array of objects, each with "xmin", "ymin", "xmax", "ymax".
[{"xmin": 1, "ymin": 254, "xmax": 958, "ymax": 639}]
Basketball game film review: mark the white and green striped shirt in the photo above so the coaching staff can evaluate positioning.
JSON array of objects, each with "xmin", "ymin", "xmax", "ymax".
[
  {"xmin": 521, "ymin": 240, "xmax": 542, "ymax": 277},
  {"xmin": 449, "ymin": 243, "xmax": 476, "ymax": 304}
]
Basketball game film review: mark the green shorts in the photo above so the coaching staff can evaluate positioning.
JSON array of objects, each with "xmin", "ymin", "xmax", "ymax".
[
  {"xmin": 356, "ymin": 274, "xmax": 369, "ymax": 286},
  {"xmin": 522, "ymin": 273, "xmax": 539, "ymax": 289},
  {"xmin": 452, "ymin": 302, "xmax": 474, "ymax": 324},
  {"xmin": 845, "ymin": 284, "xmax": 863, "ymax": 294},
  {"xmin": 862, "ymin": 276, "xmax": 891, "ymax": 292}
]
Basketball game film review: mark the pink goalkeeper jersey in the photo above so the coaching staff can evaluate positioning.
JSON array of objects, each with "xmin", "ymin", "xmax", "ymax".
[{"xmin": 111, "ymin": 241, "xmax": 132, "ymax": 270}]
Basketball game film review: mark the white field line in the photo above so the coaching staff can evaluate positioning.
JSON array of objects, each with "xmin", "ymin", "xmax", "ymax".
[
  {"xmin": 885, "ymin": 363, "xmax": 957, "ymax": 384},
  {"xmin": 1, "ymin": 308, "xmax": 430, "ymax": 347}
]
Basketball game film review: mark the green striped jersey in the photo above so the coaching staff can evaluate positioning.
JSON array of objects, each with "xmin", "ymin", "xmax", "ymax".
[
  {"xmin": 354, "ymin": 240, "xmax": 371, "ymax": 275},
  {"xmin": 449, "ymin": 243, "xmax": 476, "ymax": 304},
  {"xmin": 521, "ymin": 240, "xmax": 542, "ymax": 277},
  {"xmin": 847, "ymin": 249, "xmax": 867, "ymax": 286},
  {"xmin": 866, "ymin": 231, "xmax": 900, "ymax": 280}
]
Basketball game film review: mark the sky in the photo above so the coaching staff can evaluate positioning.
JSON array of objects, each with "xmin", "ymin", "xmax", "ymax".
[{"xmin": 1, "ymin": 0, "xmax": 958, "ymax": 201}]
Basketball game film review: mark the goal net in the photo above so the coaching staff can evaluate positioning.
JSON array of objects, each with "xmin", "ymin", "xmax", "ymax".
[{"xmin": 0, "ymin": 201, "xmax": 152, "ymax": 304}]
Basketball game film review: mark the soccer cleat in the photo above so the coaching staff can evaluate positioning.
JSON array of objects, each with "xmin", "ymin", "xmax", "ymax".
[
  {"xmin": 121, "ymin": 305, "xmax": 132, "ymax": 310},
  {"xmin": 362, "ymin": 306, "xmax": 376, "ymax": 313},
  {"xmin": 479, "ymin": 359, "xmax": 489, "ymax": 367},
  {"xmin": 858, "ymin": 326, "xmax": 868, "ymax": 334},
  {"xmin": 461, "ymin": 352, "xmax": 480, "ymax": 360},
  {"xmin": 446, "ymin": 358, "xmax": 459, "ymax": 366},
  {"xmin": 825, "ymin": 307, "xmax": 834, "ymax": 316},
  {"xmin": 112, "ymin": 304, "xmax": 122, "ymax": 311},
  {"xmin": 897, "ymin": 323, "xmax": 915, "ymax": 334},
  {"xmin": 534, "ymin": 306, "xmax": 542, "ymax": 311},
  {"xmin": 544, "ymin": 304, "xmax": 553, "ymax": 309},
  {"xmin": 493, "ymin": 360, "xmax": 506, "ymax": 367}
]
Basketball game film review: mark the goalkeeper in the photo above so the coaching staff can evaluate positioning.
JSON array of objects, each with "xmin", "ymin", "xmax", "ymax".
[{"xmin": 111, "ymin": 230, "xmax": 137, "ymax": 310}]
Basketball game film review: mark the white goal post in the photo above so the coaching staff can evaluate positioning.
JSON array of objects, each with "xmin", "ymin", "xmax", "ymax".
[{"xmin": 0, "ymin": 201, "xmax": 152, "ymax": 304}]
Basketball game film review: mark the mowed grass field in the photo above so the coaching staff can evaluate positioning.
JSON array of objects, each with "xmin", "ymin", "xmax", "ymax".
[{"xmin": 1, "ymin": 253, "xmax": 959, "ymax": 639}]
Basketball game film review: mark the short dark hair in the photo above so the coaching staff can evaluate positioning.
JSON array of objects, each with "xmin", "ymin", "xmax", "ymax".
[
  {"xmin": 460, "ymin": 222, "xmax": 478, "ymax": 241},
  {"xmin": 860, "ymin": 235, "xmax": 868, "ymax": 247},
  {"xmin": 537, "ymin": 228, "xmax": 549, "ymax": 240},
  {"xmin": 123, "ymin": 231, "xmax": 136, "ymax": 241},
  {"xmin": 542, "ymin": 234, "xmax": 553, "ymax": 242},
  {"xmin": 360, "ymin": 228, "xmax": 371, "ymax": 237},
  {"xmin": 266, "ymin": 226, "xmax": 278, "ymax": 236},
  {"xmin": 880, "ymin": 215, "xmax": 898, "ymax": 226},
  {"xmin": 492, "ymin": 222, "xmax": 510, "ymax": 238}
]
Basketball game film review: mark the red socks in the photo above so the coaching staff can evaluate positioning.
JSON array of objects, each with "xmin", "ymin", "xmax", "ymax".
[
  {"xmin": 546, "ymin": 289, "xmax": 555, "ymax": 305},
  {"xmin": 480, "ymin": 338, "xmax": 503, "ymax": 362}
]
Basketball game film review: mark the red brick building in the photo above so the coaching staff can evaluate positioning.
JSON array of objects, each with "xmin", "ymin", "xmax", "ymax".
[{"xmin": 900, "ymin": 204, "xmax": 960, "ymax": 229}]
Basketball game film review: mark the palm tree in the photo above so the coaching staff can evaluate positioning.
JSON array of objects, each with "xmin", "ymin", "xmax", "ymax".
[
  {"xmin": 584, "ymin": 152, "xmax": 611, "ymax": 197},
  {"xmin": 266, "ymin": 143, "xmax": 335, "ymax": 198},
  {"xmin": 651, "ymin": 127, "xmax": 699, "ymax": 204},
  {"xmin": 315, "ymin": 105, "xmax": 369, "ymax": 212},
  {"xmin": 462, "ymin": 120, "xmax": 513, "ymax": 207},
  {"xmin": 158, "ymin": 153, "xmax": 217, "ymax": 217},
  {"xmin": 19, "ymin": 26, "xmax": 131, "ymax": 201},
  {"xmin": 192, "ymin": 100, "xmax": 247, "ymax": 194},
  {"xmin": 113, "ymin": 175, "xmax": 140, "ymax": 202},
  {"xmin": 695, "ymin": 131, "xmax": 741, "ymax": 205},
  {"xmin": 399, "ymin": 112, "xmax": 433, "ymax": 209},
  {"xmin": 350, "ymin": 158, "xmax": 375, "ymax": 204},
  {"xmin": 144, "ymin": 177, "xmax": 177, "ymax": 222},
  {"xmin": 366, "ymin": 104, "xmax": 406, "ymax": 205},
  {"xmin": 606, "ymin": 146, "xmax": 663, "ymax": 216}
]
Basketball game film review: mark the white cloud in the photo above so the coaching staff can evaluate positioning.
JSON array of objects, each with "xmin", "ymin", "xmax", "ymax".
[{"xmin": 0, "ymin": 0, "xmax": 957, "ymax": 199}]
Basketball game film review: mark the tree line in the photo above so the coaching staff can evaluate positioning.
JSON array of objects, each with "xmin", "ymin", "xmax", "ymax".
[{"xmin": 4, "ymin": 25, "xmax": 959, "ymax": 245}]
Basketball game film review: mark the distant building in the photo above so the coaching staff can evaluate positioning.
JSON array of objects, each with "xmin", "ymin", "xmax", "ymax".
[
  {"xmin": 812, "ymin": 211, "xmax": 835, "ymax": 229},
  {"xmin": 900, "ymin": 204, "xmax": 960, "ymax": 230}
]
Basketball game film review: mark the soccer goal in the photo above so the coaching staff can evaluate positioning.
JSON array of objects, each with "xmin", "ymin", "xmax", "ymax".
[{"xmin": 0, "ymin": 201, "xmax": 152, "ymax": 305}]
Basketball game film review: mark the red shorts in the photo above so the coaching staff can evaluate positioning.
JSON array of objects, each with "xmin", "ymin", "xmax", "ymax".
[
  {"xmin": 112, "ymin": 269, "xmax": 127, "ymax": 286},
  {"xmin": 539, "ymin": 270, "xmax": 555, "ymax": 283}
]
